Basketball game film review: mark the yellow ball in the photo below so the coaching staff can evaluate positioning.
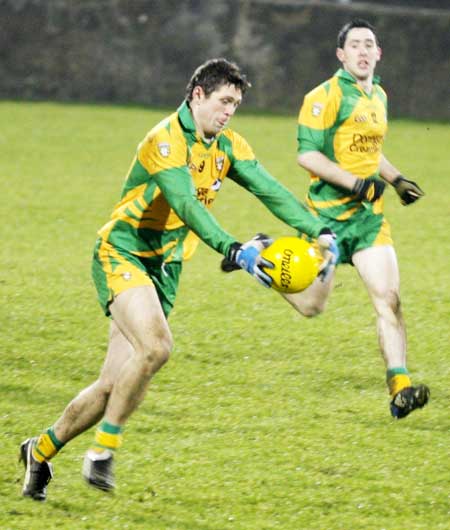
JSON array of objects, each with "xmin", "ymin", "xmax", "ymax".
[{"xmin": 261, "ymin": 237, "xmax": 319, "ymax": 293}]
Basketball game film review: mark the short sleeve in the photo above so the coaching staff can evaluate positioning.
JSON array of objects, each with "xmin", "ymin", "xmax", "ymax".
[{"xmin": 297, "ymin": 84, "xmax": 338, "ymax": 154}]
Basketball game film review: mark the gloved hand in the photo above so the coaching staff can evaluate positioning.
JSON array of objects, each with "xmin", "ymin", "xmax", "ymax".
[
  {"xmin": 392, "ymin": 175, "xmax": 424, "ymax": 205},
  {"xmin": 220, "ymin": 233, "xmax": 272, "ymax": 273},
  {"xmin": 316, "ymin": 228, "xmax": 339, "ymax": 282},
  {"xmin": 226, "ymin": 234, "xmax": 274, "ymax": 288},
  {"xmin": 352, "ymin": 177, "xmax": 386, "ymax": 203}
]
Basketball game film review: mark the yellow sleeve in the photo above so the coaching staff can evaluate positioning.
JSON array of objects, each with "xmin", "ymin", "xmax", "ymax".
[
  {"xmin": 137, "ymin": 124, "xmax": 187, "ymax": 175},
  {"xmin": 297, "ymin": 83, "xmax": 341, "ymax": 154}
]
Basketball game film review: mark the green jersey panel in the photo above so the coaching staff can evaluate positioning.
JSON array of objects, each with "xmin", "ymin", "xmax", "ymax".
[
  {"xmin": 98, "ymin": 101, "xmax": 327, "ymax": 265},
  {"xmin": 98, "ymin": 102, "xmax": 238, "ymax": 262}
]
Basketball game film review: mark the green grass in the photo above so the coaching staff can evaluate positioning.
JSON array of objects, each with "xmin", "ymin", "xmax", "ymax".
[{"xmin": 1, "ymin": 101, "xmax": 449, "ymax": 530}]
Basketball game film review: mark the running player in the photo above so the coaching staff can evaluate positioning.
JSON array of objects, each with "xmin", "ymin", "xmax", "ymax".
[
  {"xmin": 287, "ymin": 19, "xmax": 429, "ymax": 419},
  {"xmin": 19, "ymin": 58, "xmax": 338, "ymax": 501}
]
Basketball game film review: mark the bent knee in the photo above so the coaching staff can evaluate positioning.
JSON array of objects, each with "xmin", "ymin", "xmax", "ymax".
[
  {"xmin": 374, "ymin": 290, "xmax": 402, "ymax": 318},
  {"xmin": 288, "ymin": 298, "xmax": 326, "ymax": 318},
  {"xmin": 150, "ymin": 341, "xmax": 171, "ymax": 369},
  {"xmin": 299, "ymin": 304, "xmax": 325, "ymax": 318},
  {"xmin": 92, "ymin": 377, "xmax": 114, "ymax": 400},
  {"xmin": 389, "ymin": 291, "xmax": 401, "ymax": 314},
  {"xmin": 140, "ymin": 332, "xmax": 173, "ymax": 372}
]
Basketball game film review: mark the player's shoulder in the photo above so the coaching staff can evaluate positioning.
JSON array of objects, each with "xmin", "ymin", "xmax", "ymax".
[
  {"xmin": 138, "ymin": 111, "xmax": 185, "ymax": 159},
  {"xmin": 220, "ymin": 128, "xmax": 254, "ymax": 160},
  {"xmin": 137, "ymin": 109, "xmax": 187, "ymax": 164},
  {"xmin": 304, "ymin": 74, "xmax": 340, "ymax": 103},
  {"xmin": 221, "ymin": 127, "xmax": 246, "ymax": 144},
  {"xmin": 145, "ymin": 112, "xmax": 180, "ymax": 143},
  {"xmin": 219, "ymin": 128, "xmax": 252, "ymax": 151},
  {"xmin": 375, "ymin": 83, "xmax": 388, "ymax": 101}
]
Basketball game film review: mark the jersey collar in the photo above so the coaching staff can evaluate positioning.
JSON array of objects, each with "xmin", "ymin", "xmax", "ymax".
[
  {"xmin": 177, "ymin": 100, "xmax": 220, "ymax": 147},
  {"xmin": 335, "ymin": 68, "xmax": 381, "ymax": 85},
  {"xmin": 177, "ymin": 100, "xmax": 197, "ymax": 134}
]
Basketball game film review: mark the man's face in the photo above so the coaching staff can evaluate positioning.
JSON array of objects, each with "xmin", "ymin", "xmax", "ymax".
[
  {"xmin": 336, "ymin": 27, "xmax": 381, "ymax": 81},
  {"xmin": 191, "ymin": 83, "xmax": 242, "ymax": 138}
]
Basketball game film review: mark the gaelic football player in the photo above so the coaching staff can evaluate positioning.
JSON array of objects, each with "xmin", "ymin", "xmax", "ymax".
[
  {"xmin": 287, "ymin": 19, "xmax": 429, "ymax": 418},
  {"xmin": 19, "ymin": 58, "xmax": 338, "ymax": 500}
]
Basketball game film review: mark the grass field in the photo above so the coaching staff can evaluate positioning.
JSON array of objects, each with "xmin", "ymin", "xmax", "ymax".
[{"xmin": 1, "ymin": 101, "xmax": 449, "ymax": 530}]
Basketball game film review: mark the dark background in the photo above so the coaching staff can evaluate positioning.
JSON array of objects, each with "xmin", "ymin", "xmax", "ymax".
[{"xmin": 1, "ymin": 0, "xmax": 449, "ymax": 119}]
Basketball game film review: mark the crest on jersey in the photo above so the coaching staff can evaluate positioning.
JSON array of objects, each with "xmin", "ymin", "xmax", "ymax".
[
  {"xmin": 158, "ymin": 142, "xmax": 171, "ymax": 157},
  {"xmin": 312, "ymin": 103, "xmax": 323, "ymax": 117},
  {"xmin": 211, "ymin": 179, "xmax": 222, "ymax": 192},
  {"xmin": 215, "ymin": 156, "xmax": 224, "ymax": 172}
]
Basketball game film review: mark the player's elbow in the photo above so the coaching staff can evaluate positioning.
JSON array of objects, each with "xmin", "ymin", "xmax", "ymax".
[
  {"xmin": 297, "ymin": 152, "xmax": 306, "ymax": 168},
  {"xmin": 297, "ymin": 152, "xmax": 315, "ymax": 172}
]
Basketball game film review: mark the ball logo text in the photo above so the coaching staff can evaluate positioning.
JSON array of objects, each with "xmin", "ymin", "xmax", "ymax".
[{"xmin": 280, "ymin": 248, "xmax": 294, "ymax": 288}]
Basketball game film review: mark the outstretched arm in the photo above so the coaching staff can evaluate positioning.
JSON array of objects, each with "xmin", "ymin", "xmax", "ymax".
[{"xmin": 228, "ymin": 158, "xmax": 329, "ymax": 238}]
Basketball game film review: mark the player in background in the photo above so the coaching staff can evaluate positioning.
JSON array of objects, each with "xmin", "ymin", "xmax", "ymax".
[
  {"xmin": 19, "ymin": 58, "xmax": 338, "ymax": 501},
  {"xmin": 287, "ymin": 19, "xmax": 429, "ymax": 418}
]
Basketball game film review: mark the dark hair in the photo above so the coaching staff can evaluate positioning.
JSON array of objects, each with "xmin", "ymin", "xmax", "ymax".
[
  {"xmin": 337, "ymin": 19, "xmax": 379, "ymax": 48},
  {"xmin": 185, "ymin": 58, "xmax": 251, "ymax": 101}
]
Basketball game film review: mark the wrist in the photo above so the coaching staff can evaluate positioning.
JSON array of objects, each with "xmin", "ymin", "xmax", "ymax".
[
  {"xmin": 227, "ymin": 242, "xmax": 241, "ymax": 261},
  {"xmin": 351, "ymin": 177, "xmax": 365, "ymax": 195},
  {"xmin": 392, "ymin": 175, "xmax": 405, "ymax": 188}
]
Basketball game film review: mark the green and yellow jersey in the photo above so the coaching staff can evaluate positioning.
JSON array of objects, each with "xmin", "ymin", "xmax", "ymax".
[
  {"xmin": 297, "ymin": 68, "xmax": 388, "ymax": 221},
  {"xmin": 98, "ymin": 101, "xmax": 327, "ymax": 265}
]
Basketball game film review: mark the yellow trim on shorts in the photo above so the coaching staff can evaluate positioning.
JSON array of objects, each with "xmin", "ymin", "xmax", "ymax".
[
  {"xmin": 98, "ymin": 239, "xmax": 153, "ymax": 299},
  {"xmin": 373, "ymin": 217, "xmax": 393, "ymax": 246}
]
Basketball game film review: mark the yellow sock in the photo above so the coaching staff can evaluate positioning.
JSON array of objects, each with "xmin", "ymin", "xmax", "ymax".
[
  {"xmin": 92, "ymin": 421, "xmax": 123, "ymax": 453},
  {"xmin": 387, "ymin": 368, "xmax": 412, "ymax": 397},
  {"xmin": 32, "ymin": 428, "xmax": 64, "ymax": 462}
]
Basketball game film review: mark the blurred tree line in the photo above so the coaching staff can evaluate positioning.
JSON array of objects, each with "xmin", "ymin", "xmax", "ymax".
[{"xmin": 1, "ymin": 0, "xmax": 449, "ymax": 119}]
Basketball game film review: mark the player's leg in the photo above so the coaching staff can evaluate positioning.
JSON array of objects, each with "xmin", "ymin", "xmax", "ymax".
[
  {"xmin": 101, "ymin": 284, "xmax": 172, "ymax": 425},
  {"xmin": 19, "ymin": 320, "xmax": 136, "ymax": 501},
  {"xmin": 352, "ymin": 245, "xmax": 429, "ymax": 418},
  {"xmin": 51, "ymin": 320, "xmax": 136, "ymax": 441},
  {"xmin": 83, "ymin": 284, "xmax": 173, "ymax": 491},
  {"xmin": 353, "ymin": 245, "xmax": 405, "ymax": 367},
  {"xmin": 281, "ymin": 264, "xmax": 336, "ymax": 317}
]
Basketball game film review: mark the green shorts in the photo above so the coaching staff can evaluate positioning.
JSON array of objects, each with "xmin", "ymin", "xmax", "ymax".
[
  {"xmin": 91, "ymin": 238, "xmax": 182, "ymax": 318},
  {"xmin": 319, "ymin": 209, "xmax": 393, "ymax": 265}
]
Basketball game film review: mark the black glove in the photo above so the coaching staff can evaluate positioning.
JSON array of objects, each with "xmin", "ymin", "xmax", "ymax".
[
  {"xmin": 392, "ymin": 175, "xmax": 424, "ymax": 205},
  {"xmin": 352, "ymin": 177, "xmax": 386, "ymax": 203},
  {"xmin": 220, "ymin": 233, "xmax": 272, "ymax": 273},
  {"xmin": 225, "ymin": 235, "xmax": 274, "ymax": 288}
]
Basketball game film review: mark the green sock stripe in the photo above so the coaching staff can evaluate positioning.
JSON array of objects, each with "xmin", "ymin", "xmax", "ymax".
[
  {"xmin": 99, "ymin": 420, "xmax": 123, "ymax": 435},
  {"xmin": 34, "ymin": 445, "xmax": 48, "ymax": 460},
  {"xmin": 386, "ymin": 367, "xmax": 409, "ymax": 382},
  {"xmin": 47, "ymin": 427, "xmax": 65, "ymax": 449}
]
